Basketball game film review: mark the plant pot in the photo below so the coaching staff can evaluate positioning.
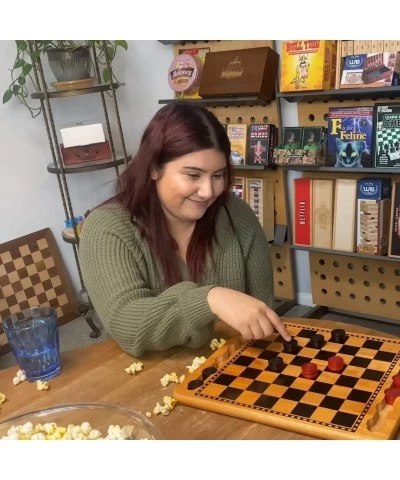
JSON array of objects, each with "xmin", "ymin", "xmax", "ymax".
[{"xmin": 47, "ymin": 46, "xmax": 92, "ymax": 82}]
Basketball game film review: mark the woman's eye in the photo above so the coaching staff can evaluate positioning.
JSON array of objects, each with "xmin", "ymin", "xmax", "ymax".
[
  {"xmin": 187, "ymin": 174, "xmax": 200, "ymax": 179},
  {"xmin": 213, "ymin": 174, "xmax": 223, "ymax": 179}
]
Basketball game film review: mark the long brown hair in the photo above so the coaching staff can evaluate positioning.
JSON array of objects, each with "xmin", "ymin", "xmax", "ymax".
[{"xmin": 115, "ymin": 103, "xmax": 232, "ymax": 287}]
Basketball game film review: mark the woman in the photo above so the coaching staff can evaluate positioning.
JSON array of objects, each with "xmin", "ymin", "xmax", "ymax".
[{"xmin": 79, "ymin": 103, "xmax": 290, "ymax": 357}]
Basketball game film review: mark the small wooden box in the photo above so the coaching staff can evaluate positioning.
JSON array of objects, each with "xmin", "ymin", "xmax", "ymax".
[
  {"xmin": 60, "ymin": 141, "xmax": 112, "ymax": 165},
  {"xmin": 199, "ymin": 47, "xmax": 279, "ymax": 102}
]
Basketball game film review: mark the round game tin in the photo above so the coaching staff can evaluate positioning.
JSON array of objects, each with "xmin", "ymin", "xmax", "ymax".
[{"xmin": 168, "ymin": 54, "xmax": 202, "ymax": 94}]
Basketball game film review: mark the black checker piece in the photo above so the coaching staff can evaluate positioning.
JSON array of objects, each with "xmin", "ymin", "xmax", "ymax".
[
  {"xmin": 258, "ymin": 350, "xmax": 279, "ymax": 361},
  {"xmin": 213, "ymin": 374, "xmax": 236, "ymax": 386},
  {"xmin": 247, "ymin": 380, "xmax": 270, "ymax": 394},
  {"xmin": 331, "ymin": 411, "xmax": 358, "ymax": 429},
  {"xmin": 188, "ymin": 379, "xmax": 204, "ymax": 390},
  {"xmin": 253, "ymin": 394, "xmax": 279, "ymax": 409},
  {"xmin": 233, "ymin": 355, "xmax": 255, "ymax": 367},
  {"xmin": 291, "ymin": 403, "xmax": 318, "ymax": 418},
  {"xmin": 240, "ymin": 367, "xmax": 262, "ymax": 379},
  {"xmin": 219, "ymin": 387, "xmax": 243, "ymax": 401}
]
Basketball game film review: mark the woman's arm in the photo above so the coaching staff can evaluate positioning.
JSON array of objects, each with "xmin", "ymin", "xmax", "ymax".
[{"xmin": 79, "ymin": 209, "xmax": 216, "ymax": 357}]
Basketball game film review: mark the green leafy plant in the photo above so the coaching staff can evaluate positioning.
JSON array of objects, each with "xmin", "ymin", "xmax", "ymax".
[{"xmin": 3, "ymin": 40, "xmax": 128, "ymax": 118}]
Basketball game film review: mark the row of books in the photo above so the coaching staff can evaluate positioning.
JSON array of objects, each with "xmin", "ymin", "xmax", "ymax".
[
  {"xmin": 225, "ymin": 123, "xmax": 278, "ymax": 167},
  {"xmin": 293, "ymin": 178, "xmax": 400, "ymax": 258}
]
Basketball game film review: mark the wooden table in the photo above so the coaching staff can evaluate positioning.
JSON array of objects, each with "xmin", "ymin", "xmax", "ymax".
[{"xmin": 0, "ymin": 317, "xmax": 399, "ymax": 440}]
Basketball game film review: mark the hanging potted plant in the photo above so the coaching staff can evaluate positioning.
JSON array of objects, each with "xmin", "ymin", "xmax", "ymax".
[{"xmin": 3, "ymin": 40, "xmax": 128, "ymax": 118}]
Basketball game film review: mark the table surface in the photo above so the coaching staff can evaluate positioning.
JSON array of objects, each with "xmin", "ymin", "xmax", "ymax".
[{"xmin": 0, "ymin": 317, "xmax": 399, "ymax": 440}]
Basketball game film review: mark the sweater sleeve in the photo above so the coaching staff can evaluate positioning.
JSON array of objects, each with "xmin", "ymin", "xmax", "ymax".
[
  {"xmin": 227, "ymin": 195, "xmax": 276, "ymax": 309},
  {"xmin": 79, "ymin": 208, "xmax": 217, "ymax": 357}
]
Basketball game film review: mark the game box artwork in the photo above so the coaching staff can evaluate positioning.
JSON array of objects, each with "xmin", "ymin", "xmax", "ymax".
[
  {"xmin": 373, "ymin": 103, "xmax": 400, "ymax": 168},
  {"xmin": 280, "ymin": 40, "xmax": 336, "ymax": 92},
  {"xmin": 327, "ymin": 106, "xmax": 374, "ymax": 168}
]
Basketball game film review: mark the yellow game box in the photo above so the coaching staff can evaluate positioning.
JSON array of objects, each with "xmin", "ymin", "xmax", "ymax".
[{"xmin": 280, "ymin": 40, "xmax": 336, "ymax": 92}]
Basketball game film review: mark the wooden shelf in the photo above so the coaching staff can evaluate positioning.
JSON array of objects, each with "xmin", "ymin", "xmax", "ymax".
[
  {"xmin": 278, "ymin": 165, "xmax": 400, "ymax": 174},
  {"xmin": 234, "ymin": 164, "xmax": 276, "ymax": 171},
  {"xmin": 47, "ymin": 155, "xmax": 130, "ymax": 174},
  {"xmin": 158, "ymin": 96, "xmax": 271, "ymax": 108},
  {"xmin": 32, "ymin": 83, "xmax": 120, "ymax": 100},
  {"xmin": 277, "ymin": 86, "xmax": 400, "ymax": 103},
  {"xmin": 290, "ymin": 245, "xmax": 400, "ymax": 263}
]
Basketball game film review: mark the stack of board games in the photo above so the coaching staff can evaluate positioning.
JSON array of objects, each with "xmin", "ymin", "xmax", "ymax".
[
  {"xmin": 273, "ymin": 126, "xmax": 326, "ymax": 166},
  {"xmin": 373, "ymin": 103, "xmax": 400, "ymax": 168},
  {"xmin": 227, "ymin": 124, "xmax": 247, "ymax": 165},
  {"xmin": 246, "ymin": 124, "xmax": 277, "ymax": 166},
  {"xmin": 327, "ymin": 106, "xmax": 374, "ymax": 168}
]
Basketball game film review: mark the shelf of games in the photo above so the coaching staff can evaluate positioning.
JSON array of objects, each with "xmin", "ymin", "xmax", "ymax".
[{"xmin": 281, "ymin": 47, "xmax": 400, "ymax": 323}]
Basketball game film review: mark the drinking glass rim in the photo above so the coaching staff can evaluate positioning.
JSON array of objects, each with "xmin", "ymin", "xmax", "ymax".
[{"xmin": 3, "ymin": 307, "xmax": 57, "ymax": 332}]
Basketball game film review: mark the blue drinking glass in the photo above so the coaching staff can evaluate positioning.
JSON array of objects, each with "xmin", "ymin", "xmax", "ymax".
[{"xmin": 3, "ymin": 307, "xmax": 61, "ymax": 382}]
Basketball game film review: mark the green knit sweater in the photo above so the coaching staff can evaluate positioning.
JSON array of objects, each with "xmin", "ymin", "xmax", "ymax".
[{"xmin": 79, "ymin": 193, "xmax": 274, "ymax": 357}]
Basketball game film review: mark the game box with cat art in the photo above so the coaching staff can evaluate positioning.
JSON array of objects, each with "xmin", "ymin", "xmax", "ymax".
[{"xmin": 327, "ymin": 106, "xmax": 374, "ymax": 168}]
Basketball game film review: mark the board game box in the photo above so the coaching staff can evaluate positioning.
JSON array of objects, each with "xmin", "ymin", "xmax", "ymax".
[
  {"xmin": 327, "ymin": 106, "xmax": 374, "ymax": 168},
  {"xmin": 373, "ymin": 103, "xmax": 400, "ymax": 168}
]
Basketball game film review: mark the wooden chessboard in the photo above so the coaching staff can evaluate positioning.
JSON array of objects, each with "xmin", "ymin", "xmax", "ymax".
[
  {"xmin": 174, "ymin": 322, "xmax": 400, "ymax": 440},
  {"xmin": 0, "ymin": 228, "xmax": 80, "ymax": 353}
]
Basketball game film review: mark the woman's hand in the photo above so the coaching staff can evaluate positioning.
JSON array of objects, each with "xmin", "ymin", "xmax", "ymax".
[{"xmin": 207, "ymin": 287, "xmax": 291, "ymax": 341}]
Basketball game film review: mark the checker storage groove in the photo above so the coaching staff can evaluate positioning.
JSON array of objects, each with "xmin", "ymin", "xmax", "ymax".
[{"xmin": 174, "ymin": 323, "xmax": 400, "ymax": 439}]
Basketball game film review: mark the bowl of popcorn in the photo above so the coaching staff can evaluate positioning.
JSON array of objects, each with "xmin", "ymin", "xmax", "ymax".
[{"xmin": 0, "ymin": 403, "xmax": 162, "ymax": 440}]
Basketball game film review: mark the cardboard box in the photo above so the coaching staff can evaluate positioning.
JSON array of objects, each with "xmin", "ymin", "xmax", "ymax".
[
  {"xmin": 60, "ymin": 122, "xmax": 105, "ymax": 148},
  {"xmin": 280, "ymin": 40, "xmax": 336, "ymax": 92},
  {"xmin": 293, "ymin": 178, "xmax": 313, "ymax": 246},
  {"xmin": 340, "ymin": 52, "xmax": 396, "ymax": 88},
  {"xmin": 227, "ymin": 124, "xmax": 247, "ymax": 165},
  {"xmin": 356, "ymin": 178, "xmax": 391, "ymax": 255},
  {"xmin": 199, "ymin": 47, "xmax": 279, "ymax": 101}
]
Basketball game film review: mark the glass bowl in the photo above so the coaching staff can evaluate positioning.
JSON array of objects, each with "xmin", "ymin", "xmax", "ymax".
[{"xmin": 0, "ymin": 403, "xmax": 162, "ymax": 440}]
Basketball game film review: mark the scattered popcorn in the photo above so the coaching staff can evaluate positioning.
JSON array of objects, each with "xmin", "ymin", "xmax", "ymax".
[
  {"xmin": 210, "ymin": 338, "xmax": 226, "ymax": 351},
  {"xmin": 145, "ymin": 412, "xmax": 152, "ymax": 418},
  {"xmin": 0, "ymin": 393, "xmax": 6, "ymax": 405},
  {"xmin": 160, "ymin": 372, "xmax": 180, "ymax": 387},
  {"xmin": 186, "ymin": 356, "xmax": 207, "ymax": 373},
  {"xmin": 12, "ymin": 369, "xmax": 26, "ymax": 386},
  {"xmin": 1, "ymin": 421, "xmax": 147, "ymax": 440},
  {"xmin": 153, "ymin": 396, "xmax": 177, "ymax": 416},
  {"xmin": 36, "ymin": 380, "xmax": 49, "ymax": 391},
  {"xmin": 179, "ymin": 374, "xmax": 185, "ymax": 383},
  {"xmin": 125, "ymin": 362, "xmax": 144, "ymax": 375}
]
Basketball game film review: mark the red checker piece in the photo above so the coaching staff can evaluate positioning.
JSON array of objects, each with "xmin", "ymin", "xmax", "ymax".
[
  {"xmin": 385, "ymin": 388, "xmax": 400, "ymax": 406},
  {"xmin": 327, "ymin": 355, "xmax": 344, "ymax": 372},
  {"xmin": 392, "ymin": 375, "xmax": 400, "ymax": 389},
  {"xmin": 302, "ymin": 362, "xmax": 318, "ymax": 379}
]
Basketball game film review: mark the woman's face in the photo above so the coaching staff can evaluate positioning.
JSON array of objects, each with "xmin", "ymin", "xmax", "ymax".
[{"xmin": 152, "ymin": 148, "xmax": 227, "ymax": 224}]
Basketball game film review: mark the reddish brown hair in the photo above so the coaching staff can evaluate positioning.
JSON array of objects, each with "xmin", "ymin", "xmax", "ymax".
[{"xmin": 115, "ymin": 103, "xmax": 232, "ymax": 287}]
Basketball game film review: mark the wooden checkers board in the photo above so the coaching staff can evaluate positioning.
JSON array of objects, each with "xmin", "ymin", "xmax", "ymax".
[
  {"xmin": 174, "ymin": 322, "xmax": 400, "ymax": 439},
  {"xmin": 0, "ymin": 228, "xmax": 80, "ymax": 349}
]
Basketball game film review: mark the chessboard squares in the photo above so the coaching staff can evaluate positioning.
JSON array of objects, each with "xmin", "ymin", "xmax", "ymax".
[
  {"xmin": 326, "ymin": 384, "xmax": 352, "ymax": 400},
  {"xmin": 341, "ymin": 364, "xmax": 368, "ymax": 379},
  {"xmin": 289, "ymin": 376, "xmax": 315, "ymax": 391},
  {"xmin": 16, "ymin": 267, "xmax": 29, "ymax": 280},
  {"xmin": 272, "ymin": 398, "xmax": 299, "ymax": 415},
  {"xmin": 247, "ymin": 357, "xmax": 269, "ymax": 371},
  {"xmin": 353, "ymin": 378, "xmax": 379, "ymax": 392},
  {"xmin": 0, "ymin": 274, "xmax": 11, "ymax": 288},
  {"xmin": 348, "ymin": 356, "xmax": 372, "ymax": 368},
  {"xmin": 296, "ymin": 328, "xmax": 317, "ymax": 339},
  {"xmin": 314, "ymin": 350, "xmax": 335, "ymax": 361},
  {"xmin": 338, "ymin": 345, "xmax": 360, "ymax": 356},
  {"xmin": 357, "ymin": 347, "xmax": 383, "ymax": 360},
  {"xmin": 11, "ymin": 279, "xmax": 23, "ymax": 293},
  {"xmin": 334, "ymin": 374, "xmax": 359, "ymax": 389},
  {"xmin": 309, "ymin": 407, "xmax": 338, "ymax": 424},
  {"xmin": 346, "ymin": 389, "xmax": 372, "ymax": 404},
  {"xmin": 247, "ymin": 379, "xmax": 270, "ymax": 394},
  {"xmin": 228, "ymin": 376, "xmax": 254, "ymax": 391},
  {"xmin": 321, "ymin": 341, "xmax": 342, "ymax": 354},
  {"xmin": 281, "ymin": 387, "xmax": 307, "ymax": 403},
  {"xmin": 368, "ymin": 359, "xmax": 396, "ymax": 372},
  {"xmin": 363, "ymin": 339, "xmax": 384, "ymax": 350},
  {"xmin": 361, "ymin": 369, "xmax": 385, "ymax": 382},
  {"xmin": 199, "ymin": 382, "xmax": 228, "ymax": 398},
  {"xmin": 330, "ymin": 411, "xmax": 358, "ymax": 429},
  {"xmin": 219, "ymin": 387, "xmax": 246, "ymax": 401},
  {"xmin": 213, "ymin": 373, "xmax": 237, "ymax": 386},
  {"xmin": 374, "ymin": 350, "xmax": 398, "ymax": 362},
  {"xmin": 290, "ymin": 402, "xmax": 318, "ymax": 419},
  {"xmin": 2, "ymin": 284, "xmax": 14, "ymax": 298},
  {"xmin": 0, "ymin": 251, "xmax": 12, "ymax": 264},
  {"xmin": 258, "ymin": 349, "xmax": 280, "ymax": 361},
  {"xmin": 377, "ymin": 342, "xmax": 400, "ymax": 354},
  {"xmin": 263, "ymin": 383, "xmax": 289, "ymax": 398},
  {"xmin": 252, "ymin": 339, "xmax": 272, "ymax": 350},
  {"xmin": 272, "ymin": 374, "xmax": 296, "ymax": 387},
  {"xmin": 240, "ymin": 367, "xmax": 264, "ymax": 380},
  {"xmin": 20, "ymin": 276, "xmax": 33, "ymax": 289},
  {"xmin": 288, "ymin": 355, "xmax": 314, "ymax": 367},
  {"xmin": 300, "ymin": 391, "xmax": 327, "ymax": 406},
  {"xmin": 253, "ymin": 394, "xmax": 279, "ymax": 410},
  {"xmin": 15, "ymin": 290, "xmax": 27, "ymax": 304},
  {"xmin": 316, "ymin": 371, "xmax": 342, "ymax": 385},
  {"xmin": 232, "ymin": 353, "xmax": 260, "ymax": 367},
  {"xmin": 319, "ymin": 395, "xmax": 345, "ymax": 411},
  {"xmin": 221, "ymin": 363, "xmax": 246, "ymax": 378},
  {"xmin": 236, "ymin": 390, "xmax": 265, "ymax": 406}
]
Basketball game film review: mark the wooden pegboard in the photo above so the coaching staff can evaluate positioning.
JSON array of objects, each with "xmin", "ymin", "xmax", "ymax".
[
  {"xmin": 310, "ymin": 251, "xmax": 400, "ymax": 321},
  {"xmin": 270, "ymin": 243, "xmax": 294, "ymax": 300}
]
